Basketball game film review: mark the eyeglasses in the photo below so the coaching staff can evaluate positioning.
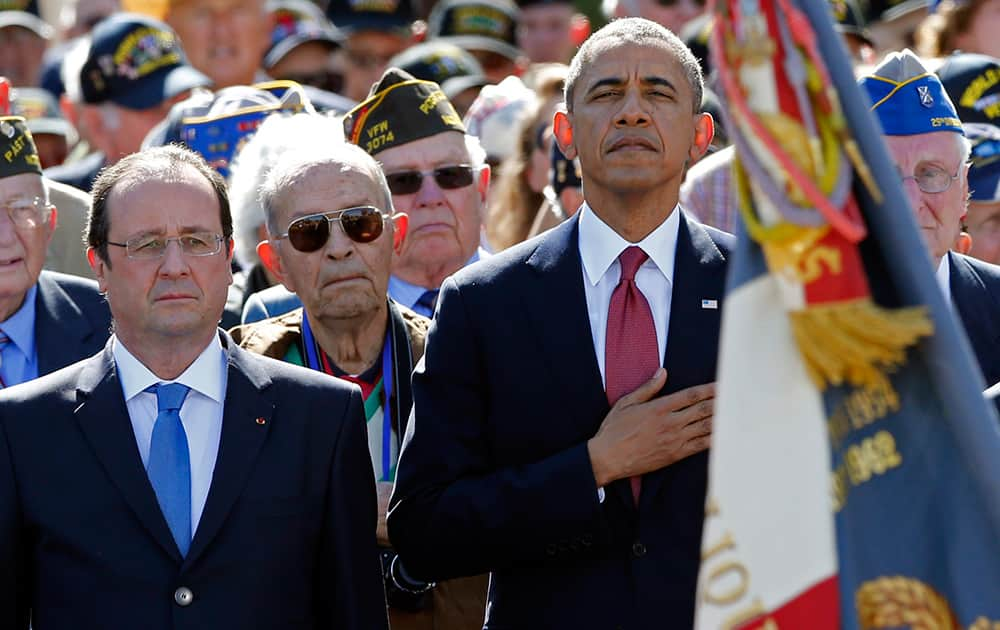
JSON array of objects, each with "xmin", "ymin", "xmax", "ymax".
[
  {"xmin": 275, "ymin": 206, "xmax": 387, "ymax": 253},
  {"xmin": 1, "ymin": 197, "xmax": 53, "ymax": 230},
  {"xmin": 107, "ymin": 232, "xmax": 226, "ymax": 259},
  {"xmin": 899, "ymin": 164, "xmax": 961, "ymax": 194},
  {"xmin": 384, "ymin": 165, "xmax": 478, "ymax": 196}
]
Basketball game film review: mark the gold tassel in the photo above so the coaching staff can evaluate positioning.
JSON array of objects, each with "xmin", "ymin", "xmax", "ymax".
[{"xmin": 789, "ymin": 299, "xmax": 934, "ymax": 391}]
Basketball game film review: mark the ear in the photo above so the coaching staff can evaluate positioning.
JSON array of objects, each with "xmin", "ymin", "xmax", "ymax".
[
  {"xmin": 476, "ymin": 163, "xmax": 491, "ymax": 204},
  {"xmin": 257, "ymin": 240, "xmax": 292, "ymax": 291},
  {"xmin": 43, "ymin": 205, "xmax": 57, "ymax": 245},
  {"xmin": 87, "ymin": 247, "xmax": 109, "ymax": 294},
  {"xmin": 391, "ymin": 212, "xmax": 408, "ymax": 254},
  {"xmin": 688, "ymin": 112, "xmax": 715, "ymax": 164},
  {"xmin": 553, "ymin": 110, "xmax": 576, "ymax": 160}
]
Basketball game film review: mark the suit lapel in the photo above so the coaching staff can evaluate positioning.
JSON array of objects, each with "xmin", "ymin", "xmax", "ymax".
[
  {"xmin": 74, "ymin": 342, "xmax": 182, "ymax": 562},
  {"xmin": 185, "ymin": 335, "xmax": 274, "ymax": 566},
  {"xmin": 35, "ymin": 272, "xmax": 97, "ymax": 376},
  {"xmin": 948, "ymin": 252, "xmax": 1000, "ymax": 384},
  {"xmin": 639, "ymin": 213, "xmax": 727, "ymax": 508},
  {"xmin": 523, "ymin": 218, "xmax": 610, "ymax": 439}
]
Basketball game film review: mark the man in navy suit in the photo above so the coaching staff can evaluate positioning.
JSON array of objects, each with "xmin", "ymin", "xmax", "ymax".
[
  {"xmin": 0, "ymin": 145, "xmax": 388, "ymax": 629},
  {"xmin": 0, "ymin": 115, "xmax": 110, "ymax": 388},
  {"xmin": 859, "ymin": 50, "xmax": 1000, "ymax": 391},
  {"xmin": 388, "ymin": 19, "xmax": 731, "ymax": 629}
]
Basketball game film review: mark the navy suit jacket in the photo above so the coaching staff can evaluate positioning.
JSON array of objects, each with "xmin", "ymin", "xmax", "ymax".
[
  {"xmin": 949, "ymin": 252, "xmax": 1000, "ymax": 389},
  {"xmin": 34, "ymin": 270, "xmax": 111, "ymax": 377},
  {"xmin": 388, "ymin": 211, "xmax": 734, "ymax": 630},
  {"xmin": 0, "ymin": 333, "xmax": 388, "ymax": 630}
]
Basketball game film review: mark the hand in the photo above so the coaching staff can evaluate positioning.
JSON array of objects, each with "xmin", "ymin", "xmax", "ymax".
[
  {"xmin": 376, "ymin": 481, "xmax": 394, "ymax": 547},
  {"xmin": 587, "ymin": 368, "xmax": 714, "ymax": 487}
]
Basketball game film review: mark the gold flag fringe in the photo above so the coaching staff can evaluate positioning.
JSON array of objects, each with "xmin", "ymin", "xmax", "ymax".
[{"xmin": 790, "ymin": 299, "xmax": 933, "ymax": 391}]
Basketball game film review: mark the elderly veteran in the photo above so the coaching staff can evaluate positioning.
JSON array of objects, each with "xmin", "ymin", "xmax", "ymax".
[
  {"xmin": 959, "ymin": 122, "xmax": 1000, "ymax": 265},
  {"xmin": 860, "ymin": 49, "xmax": 1000, "ymax": 391},
  {"xmin": 344, "ymin": 68, "xmax": 490, "ymax": 317},
  {"xmin": 230, "ymin": 143, "xmax": 487, "ymax": 629},
  {"xmin": 0, "ymin": 116, "xmax": 109, "ymax": 387}
]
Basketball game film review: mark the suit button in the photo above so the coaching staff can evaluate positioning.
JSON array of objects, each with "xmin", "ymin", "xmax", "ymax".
[
  {"xmin": 174, "ymin": 587, "xmax": 194, "ymax": 607},
  {"xmin": 632, "ymin": 542, "xmax": 647, "ymax": 558}
]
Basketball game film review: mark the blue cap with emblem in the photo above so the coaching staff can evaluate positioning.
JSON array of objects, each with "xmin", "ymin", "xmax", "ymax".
[
  {"xmin": 858, "ymin": 48, "xmax": 964, "ymax": 136},
  {"xmin": 965, "ymin": 123, "xmax": 1000, "ymax": 203},
  {"xmin": 78, "ymin": 13, "xmax": 211, "ymax": 110}
]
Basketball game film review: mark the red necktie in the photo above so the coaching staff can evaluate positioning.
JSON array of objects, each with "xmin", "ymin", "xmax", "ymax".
[{"xmin": 605, "ymin": 246, "xmax": 659, "ymax": 504}]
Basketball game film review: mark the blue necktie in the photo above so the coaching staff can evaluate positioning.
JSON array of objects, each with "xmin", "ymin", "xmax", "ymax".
[
  {"xmin": 147, "ymin": 383, "xmax": 192, "ymax": 556},
  {"xmin": 415, "ymin": 289, "xmax": 439, "ymax": 317}
]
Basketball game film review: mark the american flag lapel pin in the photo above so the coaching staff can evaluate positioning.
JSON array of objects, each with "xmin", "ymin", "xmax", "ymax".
[{"xmin": 701, "ymin": 299, "xmax": 718, "ymax": 310}]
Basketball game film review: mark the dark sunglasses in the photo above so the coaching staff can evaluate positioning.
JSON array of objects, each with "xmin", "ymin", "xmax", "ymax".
[
  {"xmin": 277, "ymin": 206, "xmax": 386, "ymax": 253},
  {"xmin": 384, "ymin": 165, "xmax": 478, "ymax": 196}
]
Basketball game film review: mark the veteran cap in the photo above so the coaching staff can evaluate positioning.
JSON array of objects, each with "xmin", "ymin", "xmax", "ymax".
[
  {"xmin": 858, "ymin": 49, "xmax": 964, "ymax": 136},
  {"xmin": 343, "ymin": 67, "xmax": 465, "ymax": 155},
  {"xmin": 387, "ymin": 41, "xmax": 488, "ymax": 100},
  {"xmin": 326, "ymin": 0, "xmax": 414, "ymax": 34},
  {"xmin": 936, "ymin": 52, "xmax": 1000, "ymax": 126},
  {"xmin": 965, "ymin": 123, "xmax": 1000, "ymax": 203},
  {"xmin": 0, "ymin": 8, "xmax": 52, "ymax": 40},
  {"xmin": 0, "ymin": 116, "xmax": 42, "ymax": 178},
  {"xmin": 10, "ymin": 87, "xmax": 73, "ymax": 140},
  {"xmin": 79, "ymin": 13, "xmax": 211, "ymax": 109},
  {"xmin": 427, "ymin": 0, "xmax": 521, "ymax": 63},
  {"xmin": 266, "ymin": 0, "xmax": 344, "ymax": 69}
]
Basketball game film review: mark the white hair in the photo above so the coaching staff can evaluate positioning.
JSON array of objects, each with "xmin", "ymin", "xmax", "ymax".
[{"xmin": 227, "ymin": 112, "xmax": 345, "ymax": 268}]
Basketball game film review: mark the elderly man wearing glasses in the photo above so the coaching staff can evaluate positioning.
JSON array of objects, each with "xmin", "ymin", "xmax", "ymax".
[
  {"xmin": 344, "ymin": 67, "xmax": 491, "ymax": 318},
  {"xmin": 860, "ymin": 49, "xmax": 1000, "ymax": 391},
  {"xmin": 231, "ymin": 141, "xmax": 488, "ymax": 629},
  {"xmin": 0, "ymin": 116, "xmax": 109, "ymax": 389},
  {"xmin": 0, "ymin": 144, "xmax": 388, "ymax": 629}
]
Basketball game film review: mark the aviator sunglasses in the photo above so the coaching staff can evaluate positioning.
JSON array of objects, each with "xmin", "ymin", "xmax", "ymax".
[
  {"xmin": 276, "ymin": 205, "xmax": 387, "ymax": 253},
  {"xmin": 384, "ymin": 164, "xmax": 479, "ymax": 196}
]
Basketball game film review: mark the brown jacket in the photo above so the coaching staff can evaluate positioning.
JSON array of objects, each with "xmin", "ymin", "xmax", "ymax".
[{"xmin": 230, "ymin": 302, "xmax": 487, "ymax": 630}]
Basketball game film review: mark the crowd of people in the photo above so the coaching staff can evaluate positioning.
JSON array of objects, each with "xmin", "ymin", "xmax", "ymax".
[{"xmin": 0, "ymin": 0, "xmax": 997, "ymax": 628}]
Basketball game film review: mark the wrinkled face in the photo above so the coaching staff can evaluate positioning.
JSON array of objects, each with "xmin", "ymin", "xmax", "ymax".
[
  {"xmin": 0, "ymin": 173, "xmax": 54, "ymax": 310},
  {"xmin": 885, "ymin": 132, "xmax": 969, "ymax": 264},
  {"xmin": 376, "ymin": 132, "xmax": 488, "ymax": 282},
  {"xmin": 560, "ymin": 41, "xmax": 706, "ymax": 200},
  {"xmin": 167, "ymin": 0, "xmax": 271, "ymax": 88},
  {"xmin": 341, "ymin": 31, "xmax": 410, "ymax": 102},
  {"xmin": 620, "ymin": 0, "xmax": 705, "ymax": 33},
  {"xmin": 267, "ymin": 163, "xmax": 399, "ymax": 321},
  {"xmin": 516, "ymin": 4, "xmax": 575, "ymax": 63},
  {"xmin": 965, "ymin": 200, "xmax": 1000, "ymax": 264},
  {"xmin": 954, "ymin": 0, "xmax": 1000, "ymax": 59},
  {"xmin": 91, "ymin": 166, "xmax": 233, "ymax": 346}
]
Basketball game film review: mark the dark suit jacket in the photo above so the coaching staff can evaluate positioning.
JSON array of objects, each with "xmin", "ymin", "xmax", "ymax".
[
  {"xmin": 0, "ymin": 333, "xmax": 388, "ymax": 630},
  {"xmin": 388, "ymin": 211, "xmax": 734, "ymax": 630},
  {"xmin": 34, "ymin": 270, "xmax": 111, "ymax": 377},
  {"xmin": 949, "ymin": 251, "xmax": 1000, "ymax": 389}
]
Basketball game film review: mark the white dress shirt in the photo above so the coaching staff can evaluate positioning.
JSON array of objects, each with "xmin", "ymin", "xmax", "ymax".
[
  {"xmin": 936, "ymin": 255, "xmax": 952, "ymax": 305},
  {"xmin": 113, "ymin": 335, "xmax": 228, "ymax": 535},
  {"xmin": 578, "ymin": 202, "xmax": 680, "ymax": 387}
]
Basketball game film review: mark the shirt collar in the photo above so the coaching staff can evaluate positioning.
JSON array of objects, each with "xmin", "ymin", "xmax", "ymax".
[
  {"xmin": 578, "ymin": 202, "xmax": 680, "ymax": 286},
  {"xmin": 936, "ymin": 254, "xmax": 952, "ymax": 304},
  {"xmin": 0, "ymin": 284, "xmax": 37, "ymax": 358},
  {"xmin": 113, "ymin": 334, "xmax": 227, "ymax": 403},
  {"xmin": 388, "ymin": 247, "xmax": 488, "ymax": 309}
]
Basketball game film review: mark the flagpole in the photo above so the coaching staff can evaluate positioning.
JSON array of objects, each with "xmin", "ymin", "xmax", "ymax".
[{"xmin": 796, "ymin": 0, "xmax": 1000, "ymax": 531}]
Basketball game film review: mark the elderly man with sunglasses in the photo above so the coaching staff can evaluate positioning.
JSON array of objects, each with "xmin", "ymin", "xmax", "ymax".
[
  {"xmin": 344, "ymin": 67, "xmax": 491, "ymax": 318},
  {"xmin": 231, "ymin": 142, "xmax": 488, "ymax": 629},
  {"xmin": 860, "ymin": 50, "xmax": 1000, "ymax": 394},
  {"xmin": 0, "ymin": 144, "xmax": 388, "ymax": 630}
]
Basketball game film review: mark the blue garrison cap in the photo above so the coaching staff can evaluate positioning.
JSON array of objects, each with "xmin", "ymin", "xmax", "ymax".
[{"xmin": 858, "ymin": 49, "xmax": 964, "ymax": 136}]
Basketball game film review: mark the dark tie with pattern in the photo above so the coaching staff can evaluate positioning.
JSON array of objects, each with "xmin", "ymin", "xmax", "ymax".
[
  {"xmin": 416, "ymin": 289, "xmax": 440, "ymax": 316},
  {"xmin": 147, "ymin": 383, "xmax": 192, "ymax": 556},
  {"xmin": 604, "ymin": 246, "xmax": 659, "ymax": 504}
]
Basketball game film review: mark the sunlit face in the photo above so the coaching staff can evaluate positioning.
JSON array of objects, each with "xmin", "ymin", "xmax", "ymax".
[
  {"xmin": 965, "ymin": 199, "xmax": 1000, "ymax": 264},
  {"xmin": 516, "ymin": 3, "xmax": 575, "ymax": 63},
  {"xmin": 341, "ymin": 31, "xmax": 410, "ymax": 101},
  {"xmin": 376, "ymin": 132, "xmax": 488, "ymax": 284},
  {"xmin": 0, "ymin": 26, "xmax": 47, "ymax": 88},
  {"xmin": 167, "ymin": 0, "xmax": 272, "ymax": 88},
  {"xmin": 0, "ymin": 174, "xmax": 54, "ymax": 314},
  {"xmin": 884, "ymin": 132, "xmax": 969, "ymax": 264},
  {"xmin": 111, "ymin": 98, "xmax": 179, "ymax": 157},
  {"xmin": 558, "ymin": 41, "xmax": 709, "ymax": 202},
  {"xmin": 954, "ymin": 0, "xmax": 1000, "ymax": 59},
  {"xmin": 91, "ymin": 165, "xmax": 233, "ymax": 347},
  {"xmin": 263, "ymin": 163, "xmax": 402, "ymax": 321}
]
